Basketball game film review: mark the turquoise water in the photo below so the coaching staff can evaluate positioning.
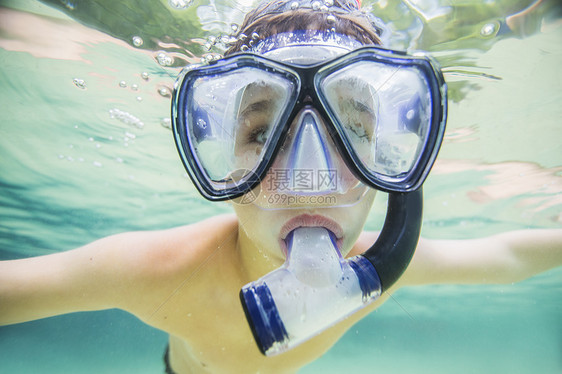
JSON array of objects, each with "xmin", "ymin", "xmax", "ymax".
[{"xmin": 0, "ymin": 0, "xmax": 561, "ymax": 373}]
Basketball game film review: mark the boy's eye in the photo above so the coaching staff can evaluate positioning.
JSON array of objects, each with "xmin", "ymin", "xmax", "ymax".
[
  {"xmin": 247, "ymin": 125, "xmax": 270, "ymax": 144},
  {"xmin": 346, "ymin": 123, "xmax": 369, "ymax": 140},
  {"xmin": 338, "ymin": 101, "xmax": 376, "ymax": 140}
]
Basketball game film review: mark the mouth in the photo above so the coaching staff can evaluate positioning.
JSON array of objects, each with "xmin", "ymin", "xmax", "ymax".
[{"xmin": 279, "ymin": 214, "xmax": 344, "ymax": 256}]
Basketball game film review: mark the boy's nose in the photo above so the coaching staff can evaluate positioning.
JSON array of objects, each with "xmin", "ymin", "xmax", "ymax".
[{"xmin": 284, "ymin": 108, "xmax": 334, "ymax": 193}]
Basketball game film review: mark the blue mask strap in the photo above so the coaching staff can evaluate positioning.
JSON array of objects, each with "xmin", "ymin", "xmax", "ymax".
[{"xmin": 250, "ymin": 30, "xmax": 363, "ymax": 55}]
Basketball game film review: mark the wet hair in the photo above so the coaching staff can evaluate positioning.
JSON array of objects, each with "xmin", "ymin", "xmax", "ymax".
[{"xmin": 226, "ymin": 0, "xmax": 382, "ymax": 55}]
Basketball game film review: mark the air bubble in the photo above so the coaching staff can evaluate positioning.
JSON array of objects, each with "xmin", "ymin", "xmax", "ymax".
[
  {"xmin": 158, "ymin": 87, "xmax": 171, "ymax": 97},
  {"xmin": 73, "ymin": 78, "xmax": 86, "ymax": 89},
  {"xmin": 312, "ymin": 1, "xmax": 321, "ymax": 10},
  {"xmin": 230, "ymin": 23, "xmax": 239, "ymax": 33},
  {"xmin": 131, "ymin": 84, "xmax": 139, "ymax": 91},
  {"xmin": 251, "ymin": 32, "xmax": 259, "ymax": 40},
  {"xmin": 320, "ymin": 5, "xmax": 328, "ymax": 11},
  {"xmin": 168, "ymin": 0, "xmax": 192, "ymax": 10},
  {"xmin": 290, "ymin": 1, "xmax": 299, "ymax": 9},
  {"xmin": 326, "ymin": 14, "xmax": 336, "ymax": 24},
  {"xmin": 323, "ymin": 0, "xmax": 334, "ymax": 6},
  {"xmin": 160, "ymin": 118, "xmax": 172, "ymax": 129},
  {"xmin": 109, "ymin": 108, "xmax": 145, "ymax": 128},
  {"xmin": 132, "ymin": 36, "xmax": 143, "ymax": 47},
  {"xmin": 196, "ymin": 118, "xmax": 207, "ymax": 129},
  {"xmin": 238, "ymin": 33, "xmax": 248, "ymax": 41},
  {"xmin": 141, "ymin": 72, "xmax": 149, "ymax": 80},
  {"xmin": 119, "ymin": 81, "xmax": 127, "ymax": 88},
  {"xmin": 220, "ymin": 35, "xmax": 232, "ymax": 45},
  {"xmin": 240, "ymin": 45, "xmax": 249, "ymax": 52},
  {"xmin": 136, "ymin": 96, "xmax": 142, "ymax": 102},
  {"xmin": 480, "ymin": 22, "xmax": 497, "ymax": 37},
  {"xmin": 201, "ymin": 53, "xmax": 221, "ymax": 63},
  {"xmin": 125, "ymin": 131, "xmax": 137, "ymax": 139},
  {"xmin": 157, "ymin": 52, "xmax": 173, "ymax": 66}
]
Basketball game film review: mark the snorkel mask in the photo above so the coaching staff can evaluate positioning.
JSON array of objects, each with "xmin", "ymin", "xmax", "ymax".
[{"xmin": 172, "ymin": 2, "xmax": 447, "ymax": 356}]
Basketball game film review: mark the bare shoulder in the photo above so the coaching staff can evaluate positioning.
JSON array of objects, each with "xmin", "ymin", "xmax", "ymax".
[
  {"xmin": 78, "ymin": 214, "xmax": 239, "ymax": 317},
  {"xmin": 64, "ymin": 215, "xmax": 238, "ymax": 311},
  {"xmin": 111, "ymin": 214, "xmax": 239, "ymax": 277}
]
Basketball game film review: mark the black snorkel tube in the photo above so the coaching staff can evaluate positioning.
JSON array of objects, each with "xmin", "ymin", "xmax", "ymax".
[
  {"xmin": 365, "ymin": 189, "xmax": 423, "ymax": 291},
  {"xmin": 240, "ymin": 189, "xmax": 423, "ymax": 356}
]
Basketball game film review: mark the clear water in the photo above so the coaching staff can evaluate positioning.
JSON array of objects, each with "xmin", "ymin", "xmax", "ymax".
[{"xmin": 0, "ymin": 0, "xmax": 561, "ymax": 373}]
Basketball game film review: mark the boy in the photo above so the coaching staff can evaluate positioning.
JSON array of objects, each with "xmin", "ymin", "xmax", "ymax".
[{"xmin": 1, "ymin": 1, "xmax": 561, "ymax": 373}]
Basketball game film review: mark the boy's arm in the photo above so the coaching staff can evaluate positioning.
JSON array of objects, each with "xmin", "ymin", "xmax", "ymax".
[
  {"xmin": 0, "ymin": 232, "xmax": 144, "ymax": 325},
  {"xmin": 399, "ymin": 229, "xmax": 562, "ymax": 286},
  {"xmin": 0, "ymin": 225, "xmax": 204, "ymax": 326}
]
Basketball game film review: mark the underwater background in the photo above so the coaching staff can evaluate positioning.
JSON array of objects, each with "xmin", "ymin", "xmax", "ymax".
[{"xmin": 0, "ymin": 0, "xmax": 561, "ymax": 373}]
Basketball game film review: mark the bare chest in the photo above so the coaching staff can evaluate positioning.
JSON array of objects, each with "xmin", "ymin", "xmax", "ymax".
[{"xmin": 161, "ymin": 283, "xmax": 309, "ymax": 373}]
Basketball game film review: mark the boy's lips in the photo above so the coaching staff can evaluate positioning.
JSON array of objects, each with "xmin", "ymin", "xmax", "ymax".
[{"xmin": 279, "ymin": 214, "xmax": 344, "ymax": 255}]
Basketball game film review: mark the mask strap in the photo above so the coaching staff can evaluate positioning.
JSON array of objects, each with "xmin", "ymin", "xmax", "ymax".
[{"xmin": 250, "ymin": 30, "xmax": 363, "ymax": 55}]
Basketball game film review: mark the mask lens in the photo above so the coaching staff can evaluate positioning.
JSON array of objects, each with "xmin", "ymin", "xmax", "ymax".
[
  {"xmin": 184, "ymin": 66, "xmax": 297, "ymax": 191},
  {"xmin": 320, "ymin": 60, "xmax": 432, "ymax": 180}
]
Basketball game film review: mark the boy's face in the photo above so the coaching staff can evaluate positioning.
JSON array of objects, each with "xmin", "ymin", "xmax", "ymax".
[{"xmin": 231, "ymin": 41, "xmax": 378, "ymax": 264}]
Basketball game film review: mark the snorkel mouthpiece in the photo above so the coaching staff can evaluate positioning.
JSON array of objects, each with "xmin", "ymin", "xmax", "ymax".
[
  {"xmin": 240, "ymin": 227, "xmax": 382, "ymax": 356},
  {"xmin": 240, "ymin": 190, "xmax": 423, "ymax": 356}
]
